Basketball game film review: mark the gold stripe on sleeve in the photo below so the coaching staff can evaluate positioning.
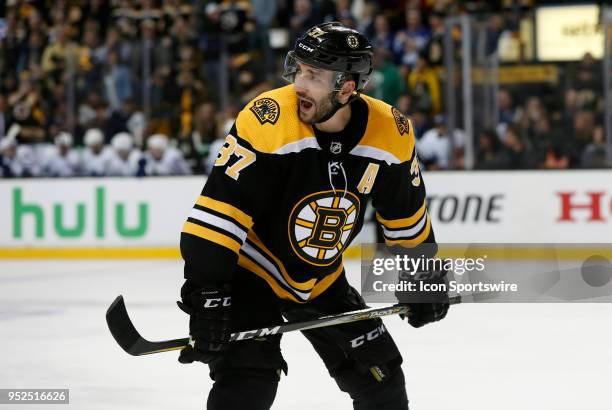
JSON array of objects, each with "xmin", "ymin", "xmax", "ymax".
[
  {"xmin": 196, "ymin": 196, "xmax": 253, "ymax": 230},
  {"xmin": 182, "ymin": 221, "xmax": 242, "ymax": 254},
  {"xmin": 376, "ymin": 201, "xmax": 426, "ymax": 229},
  {"xmin": 383, "ymin": 215, "xmax": 432, "ymax": 247}
]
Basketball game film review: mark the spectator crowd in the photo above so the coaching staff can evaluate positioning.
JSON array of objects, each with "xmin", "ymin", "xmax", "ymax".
[
  {"xmin": 1, "ymin": 124, "xmax": 192, "ymax": 177},
  {"xmin": 0, "ymin": 0, "xmax": 609, "ymax": 178}
]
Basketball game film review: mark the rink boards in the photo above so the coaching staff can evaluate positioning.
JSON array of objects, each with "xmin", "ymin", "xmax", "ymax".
[{"xmin": 0, "ymin": 170, "xmax": 610, "ymax": 258}]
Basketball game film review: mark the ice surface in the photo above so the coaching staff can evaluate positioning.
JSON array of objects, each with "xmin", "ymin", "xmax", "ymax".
[{"xmin": 0, "ymin": 259, "xmax": 611, "ymax": 410}]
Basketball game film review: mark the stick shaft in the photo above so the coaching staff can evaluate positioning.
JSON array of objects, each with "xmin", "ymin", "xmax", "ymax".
[{"xmin": 107, "ymin": 295, "xmax": 461, "ymax": 356}]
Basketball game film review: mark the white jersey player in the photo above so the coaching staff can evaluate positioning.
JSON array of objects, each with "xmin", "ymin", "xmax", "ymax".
[
  {"xmin": 42, "ymin": 132, "xmax": 82, "ymax": 177},
  {"xmin": 81, "ymin": 128, "xmax": 112, "ymax": 176},
  {"xmin": 0, "ymin": 137, "xmax": 29, "ymax": 177},
  {"xmin": 0, "ymin": 124, "xmax": 46, "ymax": 177},
  {"xmin": 105, "ymin": 132, "xmax": 142, "ymax": 176},
  {"xmin": 142, "ymin": 134, "xmax": 192, "ymax": 176}
]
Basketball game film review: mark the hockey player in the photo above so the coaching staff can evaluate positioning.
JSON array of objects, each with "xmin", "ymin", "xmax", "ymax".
[
  {"xmin": 0, "ymin": 137, "xmax": 28, "ymax": 177},
  {"xmin": 81, "ymin": 128, "xmax": 112, "ymax": 176},
  {"xmin": 42, "ymin": 132, "xmax": 82, "ymax": 177},
  {"xmin": 177, "ymin": 22, "xmax": 449, "ymax": 410},
  {"xmin": 0, "ymin": 125, "xmax": 43, "ymax": 177},
  {"xmin": 141, "ymin": 134, "xmax": 192, "ymax": 176},
  {"xmin": 105, "ymin": 132, "xmax": 141, "ymax": 176}
]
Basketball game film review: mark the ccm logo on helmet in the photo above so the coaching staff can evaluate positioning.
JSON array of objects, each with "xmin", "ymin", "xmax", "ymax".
[
  {"xmin": 298, "ymin": 42, "xmax": 314, "ymax": 52},
  {"xmin": 350, "ymin": 324, "xmax": 386, "ymax": 348},
  {"xmin": 203, "ymin": 297, "xmax": 231, "ymax": 308}
]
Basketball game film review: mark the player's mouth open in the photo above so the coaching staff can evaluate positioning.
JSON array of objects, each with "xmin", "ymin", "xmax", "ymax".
[{"xmin": 300, "ymin": 99, "xmax": 314, "ymax": 112}]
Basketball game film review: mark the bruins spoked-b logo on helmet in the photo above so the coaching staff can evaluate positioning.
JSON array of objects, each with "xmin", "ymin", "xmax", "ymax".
[
  {"xmin": 346, "ymin": 34, "xmax": 359, "ymax": 49},
  {"xmin": 285, "ymin": 22, "xmax": 373, "ymax": 93},
  {"xmin": 250, "ymin": 97, "xmax": 280, "ymax": 125},
  {"xmin": 289, "ymin": 190, "xmax": 360, "ymax": 266},
  {"xmin": 392, "ymin": 107, "xmax": 410, "ymax": 136}
]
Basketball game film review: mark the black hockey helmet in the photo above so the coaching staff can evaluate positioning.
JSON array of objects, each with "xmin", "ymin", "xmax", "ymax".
[{"xmin": 283, "ymin": 22, "xmax": 373, "ymax": 93}]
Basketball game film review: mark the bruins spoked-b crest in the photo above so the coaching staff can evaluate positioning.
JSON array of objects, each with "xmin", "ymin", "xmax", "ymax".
[
  {"xmin": 250, "ymin": 97, "xmax": 280, "ymax": 125},
  {"xmin": 392, "ymin": 107, "xmax": 410, "ymax": 136},
  {"xmin": 289, "ymin": 190, "xmax": 360, "ymax": 266},
  {"xmin": 346, "ymin": 34, "xmax": 360, "ymax": 49}
]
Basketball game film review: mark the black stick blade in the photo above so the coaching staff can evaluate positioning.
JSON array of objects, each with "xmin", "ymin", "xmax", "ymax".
[
  {"xmin": 106, "ymin": 295, "xmax": 145, "ymax": 355},
  {"xmin": 105, "ymin": 295, "xmax": 189, "ymax": 356}
]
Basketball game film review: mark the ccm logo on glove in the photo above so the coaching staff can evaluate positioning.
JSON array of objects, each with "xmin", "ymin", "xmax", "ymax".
[{"xmin": 202, "ymin": 297, "xmax": 231, "ymax": 308}]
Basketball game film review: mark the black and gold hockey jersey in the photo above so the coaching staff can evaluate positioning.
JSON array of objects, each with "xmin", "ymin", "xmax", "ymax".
[{"xmin": 181, "ymin": 85, "xmax": 435, "ymax": 303}]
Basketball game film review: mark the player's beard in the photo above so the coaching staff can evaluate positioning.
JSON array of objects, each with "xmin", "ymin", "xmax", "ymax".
[{"xmin": 297, "ymin": 92, "xmax": 337, "ymax": 124}]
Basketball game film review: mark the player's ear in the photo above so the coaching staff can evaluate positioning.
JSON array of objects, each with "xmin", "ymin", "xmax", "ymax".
[{"xmin": 338, "ymin": 79, "xmax": 356, "ymax": 104}]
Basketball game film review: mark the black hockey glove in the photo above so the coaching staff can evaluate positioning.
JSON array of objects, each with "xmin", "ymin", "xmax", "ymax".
[
  {"xmin": 177, "ymin": 286, "xmax": 232, "ymax": 364},
  {"xmin": 395, "ymin": 269, "xmax": 449, "ymax": 328}
]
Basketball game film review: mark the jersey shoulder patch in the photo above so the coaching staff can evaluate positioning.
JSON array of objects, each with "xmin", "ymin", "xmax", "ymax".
[
  {"xmin": 351, "ymin": 95, "xmax": 415, "ymax": 164},
  {"xmin": 391, "ymin": 107, "xmax": 411, "ymax": 136},
  {"xmin": 237, "ymin": 85, "xmax": 314, "ymax": 154},
  {"xmin": 249, "ymin": 97, "xmax": 280, "ymax": 125}
]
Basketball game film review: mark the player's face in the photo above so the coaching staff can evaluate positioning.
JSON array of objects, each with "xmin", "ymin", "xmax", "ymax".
[
  {"xmin": 150, "ymin": 148, "xmax": 164, "ymax": 161},
  {"xmin": 293, "ymin": 62, "xmax": 338, "ymax": 124},
  {"xmin": 91, "ymin": 143, "xmax": 103, "ymax": 155}
]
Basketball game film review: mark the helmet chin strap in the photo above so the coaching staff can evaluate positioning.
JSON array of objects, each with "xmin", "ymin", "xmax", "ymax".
[{"xmin": 315, "ymin": 91, "xmax": 359, "ymax": 124}]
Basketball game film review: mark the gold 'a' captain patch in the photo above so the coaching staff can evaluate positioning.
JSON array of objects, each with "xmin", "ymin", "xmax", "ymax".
[
  {"xmin": 250, "ymin": 97, "xmax": 280, "ymax": 125},
  {"xmin": 392, "ymin": 107, "xmax": 410, "ymax": 136}
]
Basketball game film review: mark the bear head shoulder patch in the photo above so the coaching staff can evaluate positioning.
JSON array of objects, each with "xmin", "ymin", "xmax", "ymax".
[
  {"xmin": 392, "ymin": 107, "xmax": 410, "ymax": 136},
  {"xmin": 250, "ymin": 97, "xmax": 280, "ymax": 125}
]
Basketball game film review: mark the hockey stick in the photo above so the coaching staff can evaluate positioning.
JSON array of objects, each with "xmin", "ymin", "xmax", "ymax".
[{"xmin": 106, "ymin": 295, "xmax": 461, "ymax": 356}]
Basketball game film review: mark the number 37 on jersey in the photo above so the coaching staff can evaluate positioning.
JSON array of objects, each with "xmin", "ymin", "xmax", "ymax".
[{"xmin": 214, "ymin": 134, "xmax": 256, "ymax": 180}]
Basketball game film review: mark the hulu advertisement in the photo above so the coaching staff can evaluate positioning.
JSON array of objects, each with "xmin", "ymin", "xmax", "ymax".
[{"xmin": 0, "ymin": 178, "xmax": 202, "ymax": 246}]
